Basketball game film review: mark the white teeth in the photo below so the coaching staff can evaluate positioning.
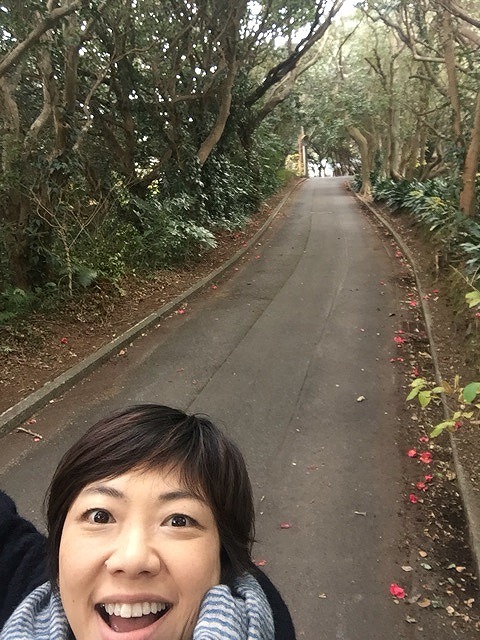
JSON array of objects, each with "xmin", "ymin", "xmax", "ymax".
[{"xmin": 102, "ymin": 602, "xmax": 168, "ymax": 618}]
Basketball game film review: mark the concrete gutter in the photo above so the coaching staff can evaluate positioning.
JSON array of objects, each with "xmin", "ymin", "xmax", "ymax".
[
  {"xmin": 355, "ymin": 191, "xmax": 480, "ymax": 582},
  {"xmin": 0, "ymin": 180, "xmax": 304, "ymax": 437}
]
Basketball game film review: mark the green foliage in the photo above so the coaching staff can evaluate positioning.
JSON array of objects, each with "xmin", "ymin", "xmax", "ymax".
[
  {"xmin": 406, "ymin": 375, "xmax": 480, "ymax": 439},
  {"xmin": 0, "ymin": 283, "xmax": 58, "ymax": 324},
  {"xmin": 466, "ymin": 290, "xmax": 480, "ymax": 308},
  {"xmin": 372, "ymin": 177, "xmax": 480, "ymax": 285}
]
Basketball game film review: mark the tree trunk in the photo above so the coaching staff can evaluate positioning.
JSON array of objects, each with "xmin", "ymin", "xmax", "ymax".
[
  {"xmin": 197, "ymin": 62, "xmax": 236, "ymax": 166},
  {"xmin": 459, "ymin": 91, "xmax": 480, "ymax": 217},
  {"xmin": 347, "ymin": 125, "xmax": 372, "ymax": 198},
  {"xmin": 441, "ymin": 8, "xmax": 463, "ymax": 144}
]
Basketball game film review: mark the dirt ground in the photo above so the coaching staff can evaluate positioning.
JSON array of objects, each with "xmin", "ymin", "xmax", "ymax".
[{"xmin": 2, "ymin": 179, "xmax": 480, "ymax": 635}]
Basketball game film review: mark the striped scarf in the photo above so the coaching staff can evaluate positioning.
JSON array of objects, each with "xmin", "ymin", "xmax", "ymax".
[{"xmin": 1, "ymin": 574, "xmax": 274, "ymax": 640}]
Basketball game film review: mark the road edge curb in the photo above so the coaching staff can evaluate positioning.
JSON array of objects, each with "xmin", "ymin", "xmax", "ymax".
[
  {"xmin": 0, "ymin": 179, "xmax": 305, "ymax": 437},
  {"xmin": 354, "ymin": 190, "xmax": 480, "ymax": 582}
]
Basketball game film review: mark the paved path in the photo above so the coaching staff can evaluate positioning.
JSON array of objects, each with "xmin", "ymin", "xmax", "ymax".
[{"xmin": 1, "ymin": 178, "xmax": 414, "ymax": 639}]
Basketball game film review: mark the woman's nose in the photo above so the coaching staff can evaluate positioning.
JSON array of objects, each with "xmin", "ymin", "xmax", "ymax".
[{"xmin": 105, "ymin": 526, "xmax": 162, "ymax": 576}]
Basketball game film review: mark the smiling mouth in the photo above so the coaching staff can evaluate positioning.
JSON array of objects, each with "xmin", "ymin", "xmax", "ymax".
[{"xmin": 96, "ymin": 602, "xmax": 171, "ymax": 633}]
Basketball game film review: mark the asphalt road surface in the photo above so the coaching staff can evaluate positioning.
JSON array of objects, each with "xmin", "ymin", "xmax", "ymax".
[{"xmin": 1, "ymin": 178, "xmax": 415, "ymax": 639}]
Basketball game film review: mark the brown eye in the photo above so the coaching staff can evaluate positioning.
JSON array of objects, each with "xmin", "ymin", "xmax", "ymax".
[
  {"xmin": 166, "ymin": 514, "xmax": 196, "ymax": 527},
  {"xmin": 86, "ymin": 509, "xmax": 112, "ymax": 524}
]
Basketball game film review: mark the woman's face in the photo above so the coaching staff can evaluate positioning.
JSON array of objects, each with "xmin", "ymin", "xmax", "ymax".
[{"xmin": 58, "ymin": 467, "xmax": 221, "ymax": 640}]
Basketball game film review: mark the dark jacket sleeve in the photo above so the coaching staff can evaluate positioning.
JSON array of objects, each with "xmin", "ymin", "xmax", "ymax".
[
  {"xmin": 0, "ymin": 491, "xmax": 49, "ymax": 629},
  {"xmin": 254, "ymin": 567, "xmax": 296, "ymax": 640}
]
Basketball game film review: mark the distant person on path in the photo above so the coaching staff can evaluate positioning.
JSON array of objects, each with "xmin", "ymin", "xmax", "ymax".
[{"xmin": 0, "ymin": 404, "xmax": 295, "ymax": 639}]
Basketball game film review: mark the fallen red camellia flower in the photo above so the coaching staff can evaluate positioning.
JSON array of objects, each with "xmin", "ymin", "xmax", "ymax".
[
  {"xmin": 424, "ymin": 474, "xmax": 434, "ymax": 482},
  {"xmin": 416, "ymin": 482, "xmax": 427, "ymax": 491},
  {"xmin": 419, "ymin": 451, "xmax": 432, "ymax": 464},
  {"xmin": 407, "ymin": 449, "xmax": 417, "ymax": 458},
  {"xmin": 389, "ymin": 583, "xmax": 406, "ymax": 599},
  {"xmin": 409, "ymin": 494, "xmax": 418, "ymax": 504}
]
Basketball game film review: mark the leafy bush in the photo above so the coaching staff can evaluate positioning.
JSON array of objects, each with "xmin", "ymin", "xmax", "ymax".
[{"xmin": 371, "ymin": 176, "xmax": 480, "ymax": 285}]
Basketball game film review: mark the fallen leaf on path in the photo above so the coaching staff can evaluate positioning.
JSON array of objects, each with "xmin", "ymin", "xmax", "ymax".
[
  {"xmin": 356, "ymin": 396, "xmax": 366, "ymax": 402},
  {"xmin": 418, "ymin": 550, "xmax": 428, "ymax": 558},
  {"xmin": 417, "ymin": 598, "xmax": 431, "ymax": 608},
  {"xmin": 402, "ymin": 566, "xmax": 413, "ymax": 572}
]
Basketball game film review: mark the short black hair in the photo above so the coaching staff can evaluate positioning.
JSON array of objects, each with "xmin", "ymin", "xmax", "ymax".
[{"xmin": 46, "ymin": 404, "xmax": 255, "ymax": 586}]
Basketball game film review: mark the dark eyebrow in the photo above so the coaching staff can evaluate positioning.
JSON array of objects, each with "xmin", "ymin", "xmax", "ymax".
[{"xmin": 83, "ymin": 485, "xmax": 205, "ymax": 503}]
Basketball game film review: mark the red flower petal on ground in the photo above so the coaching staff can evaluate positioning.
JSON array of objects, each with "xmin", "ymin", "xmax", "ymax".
[
  {"xmin": 177, "ymin": 309, "xmax": 185, "ymax": 315},
  {"xmin": 409, "ymin": 493, "xmax": 418, "ymax": 504},
  {"xmin": 390, "ymin": 358, "xmax": 396, "ymax": 363},
  {"xmin": 409, "ymin": 300, "xmax": 417, "ymax": 307},
  {"xmin": 390, "ymin": 584, "xmax": 406, "ymax": 599},
  {"xmin": 254, "ymin": 559, "xmax": 267, "ymax": 567},
  {"xmin": 454, "ymin": 421, "xmax": 462, "ymax": 430},
  {"xmin": 419, "ymin": 451, "xmax": 432, "ymax": 464},
  {"xmin": 211, "ymin": 284, "xmax": 217, "ymax": 290},
  {"xmin": 433, "ymin": 289, "xmax": 440, "ymax": 294},
  {"xmin": 280, "ymin": 522, "xmax": 292, "ymax": 529},
  {"xmin": 394, "ymin": 336, "xmax": 406, "ymax": 344},
  {"xmin": 475, "ymin": 312, "xmax": 480, "ymax": 319},
  {"xmin": 416, "ymin": 482, "xmax": 427, "ymax": 491},
  {"xmin": 407, "ymin": 449, "xmax": 417, "ymax": 458},
  {"xmin": 397, "ymin": 357, "xmax": 404, "ymax": 362},
  {"xmin": 412, "ymin": 368, "xmax": 419, "ymax": 376},
  {"xmin": 60, "ymin": 337, "xmax": 68, "ymax": 344},
  {"xmin": 424, "ymin": 474, "xmax": 434, "ymax": 482},
  {"xmin": 419, "ymin": 436, "xmax": 429, "ymax": 443}
]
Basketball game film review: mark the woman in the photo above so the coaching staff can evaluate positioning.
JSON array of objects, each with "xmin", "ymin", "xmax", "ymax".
[{"xmin": 0, "ymin": 404, "xmax": 295, "ymax": 639}]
